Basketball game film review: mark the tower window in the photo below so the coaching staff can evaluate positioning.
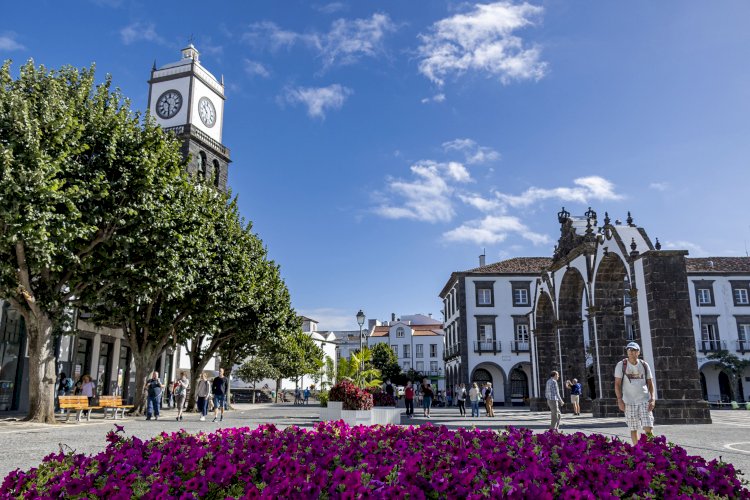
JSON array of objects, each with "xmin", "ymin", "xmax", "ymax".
[
  {"xmin": 213, "ymin": 160, "xmax": 221, "ymax": 187},
  {"xmin": 198, "ymin": 151, "xmax": 208, "ymax": 180}
]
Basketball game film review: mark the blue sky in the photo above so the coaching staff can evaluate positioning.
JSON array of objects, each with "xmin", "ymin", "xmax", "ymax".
[{"xmin": 3, "ymin": 1, "xmax": 750, "ymax": 330}]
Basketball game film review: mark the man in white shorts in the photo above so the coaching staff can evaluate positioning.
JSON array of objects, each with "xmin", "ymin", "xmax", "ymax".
[{"xmin": 614, "ymin": 342, "xmax": 656, "ymax": 445}]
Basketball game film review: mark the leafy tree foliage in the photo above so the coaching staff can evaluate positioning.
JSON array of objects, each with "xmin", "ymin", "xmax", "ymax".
[
  {"xmin": 370, "ymin": 342, "xmax": 402, "ymax": 382},
  {"xmin": 263, "ymin": 327, "xmax": 324, "ymax": 400},
  {"xmin": 0, "ymin": 61, "xmax": 183, "ymax": 422},
  {"xmin": 236, "ymin": 356, "xmax": 279, "ymax": 403},
  {"xmin": 707, "ymin": 350, "xmax": 750, "ymax": 402},
  {"xmin": 336, "ymin": 347, "xmax": 382, "ymax": 388}
]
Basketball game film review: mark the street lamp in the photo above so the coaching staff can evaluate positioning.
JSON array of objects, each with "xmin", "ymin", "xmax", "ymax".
[{"xmin": 356, "ymin": 310, "xmax": 366, "ymax": 375}]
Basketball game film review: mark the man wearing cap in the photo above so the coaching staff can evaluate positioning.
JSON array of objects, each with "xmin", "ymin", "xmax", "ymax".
[{"xmin": 614, "ymin": 342, "xmax": 656, "ymax": 445}]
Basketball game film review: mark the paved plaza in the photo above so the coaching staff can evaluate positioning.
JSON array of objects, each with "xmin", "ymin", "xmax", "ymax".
[{"xmin": 1, "ymin": 404, "xmax": 749, "ymax": 480}]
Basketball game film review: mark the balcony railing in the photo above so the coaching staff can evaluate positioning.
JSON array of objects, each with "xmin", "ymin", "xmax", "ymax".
[
  {"xmin": 697, "ymin": 340, "xmax": 726, "ymax": 353},
  {"xmin": 737, "ymin": 340, "xmax": 750, "ymax": 354},
  {"xmin": 511, "ymin": 341, "xmax": 530, "ymax": 353},
  {"xmin": 474, "ymin": 341, "xmax": 501, "ymax": 353},
  {"xmin": 443, "ymin": 343, "xmax": 461, "ymax": 360}
]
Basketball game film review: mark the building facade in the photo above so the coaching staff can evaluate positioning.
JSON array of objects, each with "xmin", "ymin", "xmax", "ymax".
[
  {"xmin": 368, "ymin": 314, "xmax": 445, "ymax": 391},
  {"xmin": 440, "ymin": 257, "xmax": 542, "ymax": 406}
]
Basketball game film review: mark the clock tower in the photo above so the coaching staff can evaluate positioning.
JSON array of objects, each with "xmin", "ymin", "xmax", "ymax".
[{"xmin": 148, "ymin": 44, "xmax": 230, "ymax": 191}]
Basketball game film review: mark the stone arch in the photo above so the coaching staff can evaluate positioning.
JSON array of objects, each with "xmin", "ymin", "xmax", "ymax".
[
  {"xmin": 557, "ymin": 268, "xmax": 588, "ymax": 391},
  {"xmin": 533, "ymin": 292, "xmax": 556, "ymax": 400},
  {"xmin": 471, "ymin": 362, "xmax": 507, "ymax": 403},
  {"xmin": 212, "ymin": 159, "xmax": 221, "ymax": 187},
  {"xmin": 198, "ymin": 151, "xmax": 208, "ymax": 179},
  {"xmin": 592, "ymin": 253, "xmax": 630, "ymax": 402}
]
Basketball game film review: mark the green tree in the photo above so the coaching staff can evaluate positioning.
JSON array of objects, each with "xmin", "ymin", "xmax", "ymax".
[
  {"xmin": 336, "ymin": 347, "xmax": 382, "ymax": 388},
  {"xmin": 235, "ymin": 356, "xmax": 279, "ymax": 404},
  {"xmin": 264, "ymin": 327, "xmax": 324, "ymax": 401},
  {"xmin": 370, "ymin": 342, "xmax": 402, "ymax": 382},
  {"xmin": 707, "ymin": 350, "xmax": 750, "ymax": 402},
  {"xmin": 0, "ymin": 61, "xmax": 183, "ymax": 422},
  {"xmin": 83, "ymin": 179, "xmax": 224, "ymax": 414}
]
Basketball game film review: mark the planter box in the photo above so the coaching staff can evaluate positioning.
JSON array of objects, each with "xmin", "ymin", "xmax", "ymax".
[{"xmin": 321, "ymin": 402, "xmax": 402, "ymax": 426}]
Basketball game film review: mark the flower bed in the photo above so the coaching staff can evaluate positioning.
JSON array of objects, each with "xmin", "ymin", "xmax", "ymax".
[
  {"xmin": 366, "ymin": 386, "xmax": 396, "ymax": 407},
  {"xmin": 328, "ymin": 380, "xmax": 373, "ymax": 410},
  {"xmin": 2, "ymin": 423, "xmax": 748, "ymax": 499}
]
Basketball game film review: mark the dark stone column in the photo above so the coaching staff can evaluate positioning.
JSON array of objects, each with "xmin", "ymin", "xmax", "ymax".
[{"xmin": 640, "ymin": 251, "xmax": 711, "ymax": 424}]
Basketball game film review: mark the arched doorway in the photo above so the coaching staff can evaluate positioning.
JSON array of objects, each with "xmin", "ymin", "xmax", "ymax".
[
  {"xmin": 718, "ymin": 371, "xmax": 732, "ymax": 402},
  {"xmin": 558, "ymin": 269, "xmax": 588, "ymax": 390},
  {"xmin": 510, "ymin": 367, "xmax": 529, "ymax": 406},
  {"xmin": 472, "ymin": 368, "xmax": 492, "ymax": 387}
]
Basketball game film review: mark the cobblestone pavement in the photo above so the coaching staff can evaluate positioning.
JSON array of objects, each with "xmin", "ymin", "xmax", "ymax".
[{"xmin": 1, "ymin": 404, "xmax": 748, "ymax": 480}]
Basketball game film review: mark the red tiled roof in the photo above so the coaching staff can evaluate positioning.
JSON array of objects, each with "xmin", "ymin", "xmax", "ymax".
[
  {"xmin": 466, "ymin": 257, "xmax": 552, "ymax": 274},
  {"xmin": 686, "ymin": 257, "xmax": 750, "ymax": 273}
]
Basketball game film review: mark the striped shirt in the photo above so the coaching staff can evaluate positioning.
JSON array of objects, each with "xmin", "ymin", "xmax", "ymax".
[{"xmin": 545, "ymin": 378, "xmax": 561, "ymax": 401}]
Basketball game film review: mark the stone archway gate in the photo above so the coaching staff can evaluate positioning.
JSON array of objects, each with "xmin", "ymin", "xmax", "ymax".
[{"xmin": 530, "ymin": 208, "xmax": 710, "ymax": 423}]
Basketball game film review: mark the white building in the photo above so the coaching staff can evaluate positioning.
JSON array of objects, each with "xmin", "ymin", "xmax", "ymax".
[
  {"xmin": 440, "ymin": 251, "xmax": 750, "ymax": 407},
  {"xmin": 687, "ymin": 258, "xmax": 750, "ymax": 402},
  {"xmin": 368, "ymin": 314, "xmax": 445, "ymax": 391},
  {"xmin": 440, "ymin": 256, "xmax": 541, "ymax": 406}
]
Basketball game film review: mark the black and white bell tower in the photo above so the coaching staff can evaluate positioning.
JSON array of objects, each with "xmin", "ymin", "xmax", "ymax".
[{"xmin": 147, "ymin": 44, "xmax": 230, "ymax": 191}]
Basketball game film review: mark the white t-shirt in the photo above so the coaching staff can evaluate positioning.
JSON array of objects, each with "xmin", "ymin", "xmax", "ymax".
[{"xmin": 614, "ymin": 359, "xmax": 651, "ymax": 405}]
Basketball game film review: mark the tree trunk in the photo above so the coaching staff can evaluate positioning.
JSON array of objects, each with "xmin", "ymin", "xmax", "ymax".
[
  {"xmin": 252, "ymin": 382, "xmax": 256, "ymax": 404},
  {"xmin": 25, "ymin": 313, "xmax": 57, "ymax": 424},
  {"xmin": 129, "ymin": 347, "xmax": 160, "ymax": 416},
  {"xmin": 275, "ymin": 377, "xmax": 282, "ymax": 403}
]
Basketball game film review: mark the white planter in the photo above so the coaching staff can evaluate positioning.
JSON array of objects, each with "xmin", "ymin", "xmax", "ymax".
[{"xmin": 321, "ymin": 402, "xmax": 402, "ymax": 426}]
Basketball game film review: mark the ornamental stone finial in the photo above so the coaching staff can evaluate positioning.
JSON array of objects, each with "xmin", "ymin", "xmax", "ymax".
[
  {"xmin": 626, "ymin": 211, "xmax": 634, "ymax": 227},
  {"xmin": 655, "ymin": 238, "xmax": 662, "ymax": 251}
]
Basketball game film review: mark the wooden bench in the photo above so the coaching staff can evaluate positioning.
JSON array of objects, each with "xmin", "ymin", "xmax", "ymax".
[
  {"xmin": 59, "ymin": 395, "xmax": 102, "ymax": 422},
  {"xmin": 99, "ymin": 395, "xmax": 134, "ymax": 419}
]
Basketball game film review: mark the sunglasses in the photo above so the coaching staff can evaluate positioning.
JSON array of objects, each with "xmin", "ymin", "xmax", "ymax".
[{"xmin": 626, "ymin": 348, "xmax": 639, "ymax": 351}]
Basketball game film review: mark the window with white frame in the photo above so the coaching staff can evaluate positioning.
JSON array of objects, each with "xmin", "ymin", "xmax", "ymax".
[
  {"xmin": 511, "ymin": 281, "xmax": 531, "ymax": 307},
  {"xmin": 416, "ymin": 344, "xmax": 424, "ymax": 358},
  {"xmin": 403, "ymin": 345, "xmax": 410, "ymax": 358},
  {"xmin": 731, "ymin": 282, "xmax": 750, "ymax": 306},
  {"xmin": 392, "ymin": 345, "xmax": 398, "ymax": 357},
  {"xmin": 430, "ymin": 361, "xmax": 438, "ymax": 372},
  {"xmin": 403, "ymin": 361, "xmax": 411, "ymax": 370},
  {"xmin": 515, "ymin": 324, "xmax": 529, "ymax": 343},
  {"xmin": 416, "ymin": 361, "xmax": 424, "ymax": 372},
  {"xmin": 698, "ymin": 289, "xmax": 712, "ymax": 305},
  {"xmin": 430, "ymin": 344, "xmax": 437, "ymax": 357},
  {"xmin": 693, "ymin": 280, "xmax": 715, "ymax": 306},
  {"xmin": 739, "ymin": 323, "xmax": 750, "ymax": 341},
  {"xmin": 700, "ymin": 318, "xmax": 721, "ymax": 351},
  {"xmin": 478, "ymin": 324, "xmax": 493, "ymax": 342},
  {"xmin": 396, "ymin": 327, "xmax": 405, "ymax": 338},
  {"xmin": 475, "ymin": 281, "xmax": 494, "ymax": 307}
]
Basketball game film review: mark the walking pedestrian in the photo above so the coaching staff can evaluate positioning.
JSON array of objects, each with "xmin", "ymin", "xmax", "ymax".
[
  {"xmin": 80, "ymin": 374, "xmax": 96, "ymax": 418},
  {"xmin": 211, "ymin": 368, "xmax": 228, "ymax": 422},
  {"xmin": 145, "ymin": 371, "xmax": 164, "ymax": 421},
  {"xmin": 195, "ymin": 372, "xmax": 210, "ymax": 421},
  {"xmin": 173, "ymin": 371, "xmax": 189, "ymax": 421},
  {"xmin": 568, "ymin": 378, "xmax": 582, "ymax": 416},
  {"xmin": 469, "ymin": 382, "xmax": 480, "ymax": 417},
  {"xmin": 546, "ymin": 370, "xmax": 563, "ymax": 431},
  {"xmin": 484, "ymin": 382, "xmax": 495, "ymax": 417},
  {"xmin": 303, "ymin": 386, "xmax": 311, "ymax": 405},
  {"xmin": 422, "ymin": 382, "xmax": 434, "ymax": 418},
  {"xmin": 614, "ymin": 342, "xmax": 656, "ymax": 445},
  {"xmin": 404, "ymin": 381, "xmax": 414, "ymax": 418},
  {"xmin": 456, "ymin": 383, "xmax": 466, "ymax": 416}
]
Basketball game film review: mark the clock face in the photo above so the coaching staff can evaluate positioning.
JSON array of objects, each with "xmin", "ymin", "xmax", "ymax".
[
  {"xmin": 198, "ymin": 97, "xmax": 216, "ymax": 127},
  {"xmin": 155, "ymin": 90, "xmax": 182, "ymax": 119}
]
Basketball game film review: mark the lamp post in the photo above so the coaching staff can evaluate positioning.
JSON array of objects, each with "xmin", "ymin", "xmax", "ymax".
[{"xmin": 356, "ymin": 310, "xmax": 366, "ymax": 375}]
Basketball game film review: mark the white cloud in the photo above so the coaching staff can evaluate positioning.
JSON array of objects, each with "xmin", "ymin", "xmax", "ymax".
[
  {"xmin": 417, "ymin": 1, "xmax": 547, "ymax": 86},
  {"xmin": 444, "ymin": 215, "xmax": 550, "ymax": 245},
  {"xmin": 298, "ymin": 308, "xmax": 355, "ymax": 331},
  {"xmin": 649, "ymin": 182, "xmax": 669, "ymax": 191},
  {"xmin": 664, "ymin": 240, "xmax": 708, "ymax": 257},
  {"xmin": 442, "ymin": 138, "xmax": 500, "ymax": 164},
  {"xmin": 374, "ymin": 161, "xmax": 459, "ymax": 223},
  {"xmin": 496, "ymin": 176, "xmax": 623, "ymax": 207},
  {"xmin": 421, "ymin": 93, "xmax": 446, "ymax": 104},
  {"xmin": 119, "ymin": 22, "xmax": 165, "ymax": 45},
  {"xmin": 282, "ymin": 84, "xmax": 352, "ymax": 119},
  {"xmin": 457, "ymin": 193, "xmax": 502, "ymax": 212},
  {"xmin": 242, "ymin": 14, "xmax": 396, "ymax": 70},
  {"xmin": 315, "ymin": 2, "xmax": 348, "ymax": 14},
  {"xmin": 0, "ymin": 33, "xmax": 24, "ymax": 51},
  {"xmin": 244, "ymin": 59, "xmax": 270, "ymax": 78},
  {"xmin": 445, "ymin": 161, "xmax": 472, "ymax": 182}
]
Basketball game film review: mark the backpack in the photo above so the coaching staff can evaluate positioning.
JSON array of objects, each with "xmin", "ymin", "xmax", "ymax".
[
  {"xmin": 174, "ymin": 381, "xmax": 185, "ymax": 397},
  {"xmin": 621, "ymin": 358, "xmax": 651, "ymax": 383}
]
